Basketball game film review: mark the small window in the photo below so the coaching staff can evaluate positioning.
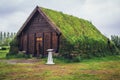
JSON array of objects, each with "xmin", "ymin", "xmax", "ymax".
[{"xmin": 36, "ymin": 37, "xmax": 42, "ymax": 41}]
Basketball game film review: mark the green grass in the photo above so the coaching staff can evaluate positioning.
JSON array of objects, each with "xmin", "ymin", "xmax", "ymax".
[
  {"xmin": 0, "ymin": 54, "xmax": 120, "ymax": 80},
  {"xmin": 41, "ymin": 7, "xmax": 107, "ymax": 43},
  {"xmin": 0, "ymin": 47, "xmax": 120, "ymax": 80},
  {"xmin": 0, "ymin": 46, "xmax": 32, "ymax": 59},
  {"xmin": 0, "ymin": 50, "xmax": 8, "ymax": 59},
  {"xmin": 0, "ymin": 46, "xmax": 9, "ymax": 59}
]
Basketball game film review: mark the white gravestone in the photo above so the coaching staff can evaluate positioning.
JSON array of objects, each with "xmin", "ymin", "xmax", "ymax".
[{"xmin": 46, "ymin": 49, "xmax": 55, "ymax": 64}]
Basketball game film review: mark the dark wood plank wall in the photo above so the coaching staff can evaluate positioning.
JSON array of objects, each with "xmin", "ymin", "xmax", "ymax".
[
  {"xmin": 28, "ymin": 33, "xmax": 34, "ymax": 54},
  {"xmin": 52, "ymin": 32, "xmax": 58, "ymax": 51},
  {"xmin": 19, "ymin": 35, "xmax": 23, "ymax": 51},
  {"xmin": 44, "ymin": 32, "xmax": 51, "ymax": 54},
  {"xmin": 22, "ymin": 34, "xmax": 27, "ymax": 51},
  {"xmin": 19, "ymin": 11, "xmax": 58, "ymax": 56},
  {"xmin": 27, "ymin": 11, "xmax": 55, "ymax": 33}
]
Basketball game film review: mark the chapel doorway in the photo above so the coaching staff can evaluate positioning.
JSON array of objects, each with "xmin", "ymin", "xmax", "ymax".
[{"xmin": 36, "ymin": 37, "xmax": 43, "ymax": 57}]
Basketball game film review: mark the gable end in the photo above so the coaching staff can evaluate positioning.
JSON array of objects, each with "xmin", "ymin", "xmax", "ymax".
[{"xmin": 17, "ymin": 6, "xmax": 61, "ymax": 37}]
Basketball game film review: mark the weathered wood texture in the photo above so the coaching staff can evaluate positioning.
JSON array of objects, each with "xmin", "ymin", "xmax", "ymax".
[{"xmin": 18, "ymin": 9, "xmax": 60, "ymax": 57}]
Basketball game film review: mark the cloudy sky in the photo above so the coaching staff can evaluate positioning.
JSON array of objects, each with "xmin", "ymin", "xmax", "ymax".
[{"xmin": 0, "ymin": 0, "xmax": 120, "ymax": 38}]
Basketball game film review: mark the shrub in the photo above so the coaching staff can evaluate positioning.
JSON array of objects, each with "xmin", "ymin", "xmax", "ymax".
[
  {"xmin": 9, "ymin": 37, "xmax": 19, "ymax": 54},
  {"xmin": 1, "ymin": 47, "xmax": 7, "ymax": 50},
  {"xmin": 6, "ymin": 51, "xmax": 32, "ymax": 59},
  {"xmin": 72, "ymin": 56, "xmax": 81, "ymax": 62},
  {"xmin": 59, "ymin": 35, "xmax": 119, "ymax": 62}
]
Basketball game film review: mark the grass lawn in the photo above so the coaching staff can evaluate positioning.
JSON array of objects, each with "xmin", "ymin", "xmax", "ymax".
[
  {"xmin": 0, "ymin": 57, "xmax": 120, "ymax": 80},
  {"xmin": 0, "ymin": 49, "xmax": 120, "ymax": 80}
]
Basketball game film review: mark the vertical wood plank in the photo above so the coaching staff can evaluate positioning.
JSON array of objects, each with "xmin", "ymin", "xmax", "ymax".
[
  {"xmin": 34, "ymin": 33, "xmax": 36, "ymax": 57},
  {"xmin": 42, "ymin": 32, "xmax": 44, "ymax": 57},
  {"xmin": 27, "ymin": 33, "xmax": 29, "ymax": 54},
  {"xmin": 56, "ymin": 35, "xmax": 60, "ymax": 53},
  {"xmin": 50, "ymin": 32, "xmax": 52, "ymax": 49}
]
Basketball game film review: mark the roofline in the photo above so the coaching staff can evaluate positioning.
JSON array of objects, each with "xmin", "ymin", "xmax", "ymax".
[
  {"xmin": 38, "ymin": 7, "xmax": 61, "ymax": 35},
  {"xmin": 17, "ymin": 6, "xmax": 38, "ymax": 36},
  {"xmin": 17, "ymin": 6, "xmax": 61, "ymax": 36}
]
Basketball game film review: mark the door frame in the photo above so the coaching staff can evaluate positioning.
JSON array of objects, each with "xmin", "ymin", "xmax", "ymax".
[{"xmin": 36, "ymin": 37, "xmax": 43, "ymax": 57}]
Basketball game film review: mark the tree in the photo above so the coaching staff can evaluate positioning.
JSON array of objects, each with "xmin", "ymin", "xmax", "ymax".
[
  {"xmin": 111, "ymin": 35, "xmax": 120, "ymax": 49},
  {"xmin": 7, "ymin": 32, "xmax": 10, "ymax": 38},
  {"xmin": 0, "ymin": 32, "xmax": 16, "ymax": 46},
  {"xmin": 10, "ymin": 32, "xmax": 13, "ymax": 38},
  {"xmin": 0, "ymin": 32, "xmax": 2, "ymax": 41},
  {"xmin": 3, "ymin": 32, "xmax": 6, "ymax": 39}
]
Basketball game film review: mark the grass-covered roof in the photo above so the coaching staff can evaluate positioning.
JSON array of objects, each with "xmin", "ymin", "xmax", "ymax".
[{"xmin": 41, "ymin": 7, "xmax": 107, "ymax": 43}]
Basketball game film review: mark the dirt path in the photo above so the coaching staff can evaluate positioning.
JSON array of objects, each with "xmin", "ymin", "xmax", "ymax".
[{"xmin": 0, "ymin": 59, "xmax": 40, "ymax": 64}]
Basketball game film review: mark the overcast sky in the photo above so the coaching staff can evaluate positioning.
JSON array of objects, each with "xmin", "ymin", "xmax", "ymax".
[{"xmin": 0, "ymin": 0, "xmax": 120, "ymax": 38}]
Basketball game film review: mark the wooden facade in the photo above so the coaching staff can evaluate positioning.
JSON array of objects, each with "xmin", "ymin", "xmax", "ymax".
[{"xmin": 17, "ymin": 6, "xmax": 61, "ymax": 57}]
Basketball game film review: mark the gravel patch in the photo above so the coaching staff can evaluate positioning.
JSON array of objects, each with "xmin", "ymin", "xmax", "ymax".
[{"xmin": 0, "ymin": 59, "xmax": 40, "ymax": 64}]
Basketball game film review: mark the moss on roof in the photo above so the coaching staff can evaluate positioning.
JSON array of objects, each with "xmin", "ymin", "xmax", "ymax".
[{"xmin": 41, "ymin": 7, "xmax": 107, "ymax": 43}]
